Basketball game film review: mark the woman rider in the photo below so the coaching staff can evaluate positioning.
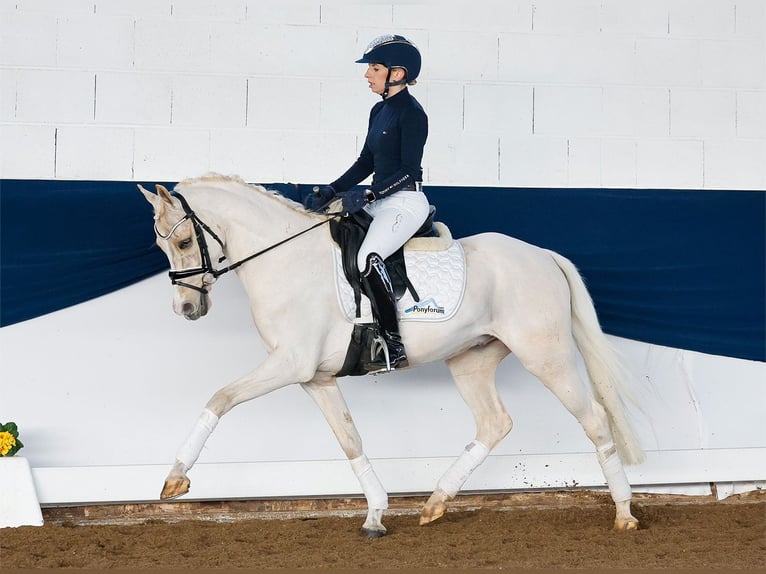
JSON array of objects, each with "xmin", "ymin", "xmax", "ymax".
[{"xmin": 306, "ymin": 35, "xmax": 430, "ymax": 371}]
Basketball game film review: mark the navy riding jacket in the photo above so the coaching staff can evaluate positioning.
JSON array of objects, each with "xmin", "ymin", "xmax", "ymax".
[{"xmin": 331, "ymin": 88, "xmax": 428, "ymax": 198}]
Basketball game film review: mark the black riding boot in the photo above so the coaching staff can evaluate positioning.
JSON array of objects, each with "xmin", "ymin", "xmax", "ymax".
[{"xmin": 361, "ymin": 253, "xmax": 408, "ymax": 371}]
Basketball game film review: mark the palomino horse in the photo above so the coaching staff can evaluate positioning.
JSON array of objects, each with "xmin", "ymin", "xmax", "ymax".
[{"xmin": 139, "ymin": 174, "xmax": 645, "ymax": 537}]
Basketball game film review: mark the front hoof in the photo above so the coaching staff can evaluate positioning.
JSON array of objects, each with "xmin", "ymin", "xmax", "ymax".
[
  {"xmin": 419, "ymin": 495, "xmax": 448, "ymax": 525},
  {"xmin": 614, "ymin": 517, "xmax": 640, "ymax": 531},
  {"xmin": 361, "ymin": 527, "xmax": 387, "ymax": 539},
  {"xmin": 160, "ymin": 476, "xmax": 190, "ymax": 500}
]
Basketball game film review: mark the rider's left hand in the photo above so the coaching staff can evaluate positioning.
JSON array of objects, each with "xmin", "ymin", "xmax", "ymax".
[{"xmin": 340, "ymin": 189, "xmax": 368, "ymax": 214}]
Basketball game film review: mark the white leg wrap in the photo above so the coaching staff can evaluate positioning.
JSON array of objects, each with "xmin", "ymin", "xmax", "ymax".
[
  {"xmin": 436, "ymin": 440, "xmax": 490, "ymax": 498},
  {"xmin": 176, "ymin": 409, "xmax": 219, "ymax": 469},
  {"xmin": 597, "ymin": 441, "xmax": 632, "ymax": 503},
  {"xmin": 350, "ymin": 454, "xmax": 388, "ymax": 510}
]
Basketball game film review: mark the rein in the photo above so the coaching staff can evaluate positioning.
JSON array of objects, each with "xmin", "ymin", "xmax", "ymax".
[{"xmin": 161, "ymin": 191, "xmax": 334, "ymax": 294}]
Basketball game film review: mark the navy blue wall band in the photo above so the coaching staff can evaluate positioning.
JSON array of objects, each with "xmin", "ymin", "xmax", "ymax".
[{"xmin": 1, "ymin": 180, "xmax": 763, "ymax": 362}]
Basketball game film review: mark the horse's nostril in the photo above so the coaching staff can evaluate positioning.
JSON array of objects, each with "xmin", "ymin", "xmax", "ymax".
[{"xmin": 182, "ymin": 302, "xmax": 195, "ymax": 315}]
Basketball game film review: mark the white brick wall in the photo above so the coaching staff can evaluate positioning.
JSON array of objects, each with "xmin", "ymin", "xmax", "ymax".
[{"xmin": 0, "ymin": 0, "xmax": 763, "ymax": 189}]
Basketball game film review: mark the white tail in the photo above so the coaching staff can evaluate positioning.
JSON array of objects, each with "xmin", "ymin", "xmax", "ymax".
[{"xmin": 547, "ymin": 251, "xmax": 645, "ymax": 466}]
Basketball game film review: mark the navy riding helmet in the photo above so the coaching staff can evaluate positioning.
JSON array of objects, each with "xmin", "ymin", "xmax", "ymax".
[{"xmin": 356, "ymin": 35, "xmax": 422, "ymax": 93}]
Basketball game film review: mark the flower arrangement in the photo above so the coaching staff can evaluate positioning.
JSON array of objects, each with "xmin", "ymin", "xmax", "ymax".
[{"xmin": 0, "ymin": 422, "xmax": 23, "ymax": 457}]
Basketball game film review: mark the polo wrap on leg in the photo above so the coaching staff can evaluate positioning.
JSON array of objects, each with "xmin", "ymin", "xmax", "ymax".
[
  {"xmin": 350, "ymin": 454, "xmax": 388, "ymax": 510},
  {"xmin": 597, "ymin": 441, "xmax": 632, "ymax": 503},
  {"xmin": 176, "ymin": 409, "xmax": 219, "ymax": 469},
  {"xmin": 436, "ymin": 440, "xmax": 490, "ymax": 498}
]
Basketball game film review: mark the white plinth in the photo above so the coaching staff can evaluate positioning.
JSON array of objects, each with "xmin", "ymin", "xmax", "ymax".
[{"xmin": 0, "ymin": 457, "xmax": 44, "ymax": 528}]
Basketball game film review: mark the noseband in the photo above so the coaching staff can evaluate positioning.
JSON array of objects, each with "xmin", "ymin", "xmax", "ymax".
[{"xmin": 158, "ymin": 191, "xmax": 331, "ymax": 295}]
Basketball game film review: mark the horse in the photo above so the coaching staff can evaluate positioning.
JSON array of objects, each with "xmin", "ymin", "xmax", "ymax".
[{"xmin": 139, "ymin": 173, "xmax": 645, "ymax": 538}]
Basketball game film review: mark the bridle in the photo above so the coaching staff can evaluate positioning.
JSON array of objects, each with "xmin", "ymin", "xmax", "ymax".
[{"xmin": 156, "ymin": 191, "xmax": 332, "ymax": 295}]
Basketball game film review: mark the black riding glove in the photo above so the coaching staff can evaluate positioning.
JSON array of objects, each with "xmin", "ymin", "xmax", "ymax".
[
  {"xmin": 303, "ymin": 185, "xmax": 336, "ymax": 212},
  {"xmin": 340, "ymin": 188, "xmax": 368, "ymax": 214}
]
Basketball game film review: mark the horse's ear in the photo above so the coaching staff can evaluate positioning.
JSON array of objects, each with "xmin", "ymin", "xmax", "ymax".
[
  {"xmin": 138, "ymin": 183, "xmax": 175, "ymax": 218},
  {"xmin": 138, "ymin": 184, "xmax": 158, "ymax": 207},
  {"xmin": 155, "ymin": 184, "xmax": 173, "ymax": 203}
]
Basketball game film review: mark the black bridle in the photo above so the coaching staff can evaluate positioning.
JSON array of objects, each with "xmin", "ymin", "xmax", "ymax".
[{"xmin": 157, "ymin": 191, "xmax": 332, "ymax": 295}]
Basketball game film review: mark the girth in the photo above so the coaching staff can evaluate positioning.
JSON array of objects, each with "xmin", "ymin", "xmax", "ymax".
[{"xmin": 329, "ymin": 205, "xmax": 439, "ymax": 317}]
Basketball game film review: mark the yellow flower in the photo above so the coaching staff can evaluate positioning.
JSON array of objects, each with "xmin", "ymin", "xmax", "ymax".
[{"xmin": 0, "ymin": 431, "xmax": 16, "ymax": 456}]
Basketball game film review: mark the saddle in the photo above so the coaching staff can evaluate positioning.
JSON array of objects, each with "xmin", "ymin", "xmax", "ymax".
[
  {"xmin": 329, "ymin": 205, "xmax": 439, "ymax": 318},
  {"xmin": 330, "ymin": 205, "xmax": 439, "ymax": 377}
]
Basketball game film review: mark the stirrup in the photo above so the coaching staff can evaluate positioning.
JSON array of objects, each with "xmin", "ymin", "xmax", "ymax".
[{"xmin": 369, "ymin": 335, "xmax": 392, "ymax": 372}]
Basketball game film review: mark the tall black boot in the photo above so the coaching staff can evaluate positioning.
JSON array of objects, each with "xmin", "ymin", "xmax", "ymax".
[{"xmin": 360, "ymin": 253, "xmax": 408, "ymax": 371}]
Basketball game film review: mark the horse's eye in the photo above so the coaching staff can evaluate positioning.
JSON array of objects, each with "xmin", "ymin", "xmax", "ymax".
[{"xmin": 178, "ymin": 237, "xmax": 193, "ymax": 250}]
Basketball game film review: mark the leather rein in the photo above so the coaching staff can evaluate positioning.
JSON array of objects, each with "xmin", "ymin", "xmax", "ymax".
[{"xmin": 157, "ymin": 191, "xmax": 333, "ymax": 295}]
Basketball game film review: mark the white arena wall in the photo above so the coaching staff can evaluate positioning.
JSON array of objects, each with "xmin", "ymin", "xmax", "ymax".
[{"xmin": 1, "ymin": 0, "xmax": 764, "ymax": 507}]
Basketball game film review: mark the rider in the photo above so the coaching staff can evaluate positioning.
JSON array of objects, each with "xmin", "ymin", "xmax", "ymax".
[{"xmin": 307, "ymin": 34, "xmax": 430, "ymax": 371}]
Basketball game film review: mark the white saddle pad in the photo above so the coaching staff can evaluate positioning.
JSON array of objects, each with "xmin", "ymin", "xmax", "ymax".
[{"xmin": 334, "ymin": 222, "xmax": 466, "ymax": 323}]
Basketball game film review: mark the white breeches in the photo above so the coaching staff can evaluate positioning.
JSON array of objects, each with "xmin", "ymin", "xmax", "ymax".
[{"xmin": 356, "ymin": 190, "xmax": 430, "ymax": 270}]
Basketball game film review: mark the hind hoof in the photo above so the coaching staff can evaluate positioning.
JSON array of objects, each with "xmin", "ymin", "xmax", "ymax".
[
  {"xmin": 614, "ymin": 517, "xmax": 639, "ymax": 531},
  {"xmin": 160, "ymin": 476, "xmax": 190, "ymax": 500}
]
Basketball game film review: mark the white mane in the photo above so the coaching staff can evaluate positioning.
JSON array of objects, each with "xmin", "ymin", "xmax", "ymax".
[{"xmin": 175, "ymin": 172, "xmax": 318, "ymax": 218}]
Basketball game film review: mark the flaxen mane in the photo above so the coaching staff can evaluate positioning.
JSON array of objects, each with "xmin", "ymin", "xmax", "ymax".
[{"xmin": 175, "ymin": 172, "xmax": 316, "ymax": 217}]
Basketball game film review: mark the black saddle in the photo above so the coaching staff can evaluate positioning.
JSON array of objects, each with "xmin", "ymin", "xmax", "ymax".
[{"xmin": 329, "ymin": 205, "xmax": 439, "ymax": 318}]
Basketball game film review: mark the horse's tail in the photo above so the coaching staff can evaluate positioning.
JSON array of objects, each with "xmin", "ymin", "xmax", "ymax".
[{"xmin": 547, "ymin": 250, "xmax": 645, "ymax": 466}]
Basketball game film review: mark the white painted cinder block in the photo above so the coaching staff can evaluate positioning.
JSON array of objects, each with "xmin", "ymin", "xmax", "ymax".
[
  {"xmin": 134, "ymin": 19, "xmax": 212, "ymax": 73},
  {"xmin": 96, "ymin": 72, "xmax": 172, "ymax": 125},
  {"xmin": 428, "ymin": 132, "xmax": 499, "ymax": 186},
  {"xmin": 55, "ymin": 126, "xmax": 134, "ymax": 180},
  {"xmin": 15, "ymin": 70, "xmax": 95, "ymax": 124},
  {"xmin": 247, "ymin": 1, "xmax": 320, "ymax": 25},
  {"xmin": 171, "ymin": 75, "xmax": 247, "ymax": 128},
  {"xmin": 670, "ymin": 89, "xmax": 736, "ymax": 138},
  {"xmin": 600, "ymin": 0, "xmax": 668, "ymax": 35},
  {"xmin": 736, "ymin": 91, "xmax": 766, "ymax": 138},
  {"xmin": 532, "ymin": 0, "xmax": 603, "ymax": 34},
  {"xmin": 94, "ymin": 0, "xmax": 172, "ymax": 18},
  {"xmin": 427, "ymin": 30, "xmax": 499, "ymax": 82},
  {"xmin": 499, "ymin": 135, "xmax": 568, "ymax": 187},
  {"xmin": 636, "ymin": 39, "xmax": 701, "ymax": 87},
  {"xmin": 319, "ymin": 4, "xmax": 392, "ymax": 26},
  {"xmin": 668, "ymin": 0, "xmax": 736, "ymax": 37},
  {"xmin": 0, "ymin": 69, "xmax": 17, "ymax": 122},
  {"xmin": 0, "ymin": 13, "xmax": 57, "ymax": 67},
  {"xmin": 601, "ymin": 139, "xmax": 638, "ymax": 188},
  {"xmin": 0, "ymin": 125, "xmax": 56, "ymax": 179},
  {"xmin": 283, "ymin": 131, "xmax": 360, "ymax": 184},
  {"xmin": 393, "ymin": 2, "xmax": 533, "ymax": 32},
  {"xmin": 567, "ymin": 137, "xmax": 601, "ymax": 187},
  {"xmin": 499, "ymin": 35, "xmax": 635, "ymax": 85},
  {"xmin": 465, "ymin": 84, "xmax": 533, "ymax": 135},
  {"xmin": 636, "ymin": 139, "xmax": 703, "ymax": 188},
  {"xmin": 700, "ymin": 39, "xmax": 765, "ymax": 89},
  {"xmin": 422, "ymin": 82, "xmax": 464, "ymax": 138},
  {"xmin": 170, "ymin": 0, "xmax": 247, "ymax": 21},
  {"xmin": 704, "ymin": 139, "xmax": 766, "ymax": 190},
  {"xmin": 319, "ymin": 79, "xmax": 375, "ymax": 133},
  {"xmin": 602, "ymin": 87, "xmax": 670, "ymax": 137},
  {"xmin": 13, "ymin": 0, "xmax": 95, "ymax": 15},
  {"xmin": 534, "ymin": 86, "xmax": 603, "ymax": 137},
  {"xmin": 210, "ymin": 128, "xmax": 285, "ymax": 183},
  {"xmin": 734, "ymin": 0, "xmax": 766, "ymax": 38},
  {"xmin": 133, "ymin": 127, "xmax": 210, "ymax": 180},
  {"xmin": 57, "ymin": 15, "xmax": 135, "ymax": 70},
  {"xmin": 247, "ymin": 77, "xmax": 320, "ymax": 130}
]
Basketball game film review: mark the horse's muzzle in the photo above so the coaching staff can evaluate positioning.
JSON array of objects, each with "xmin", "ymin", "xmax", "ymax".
[{"xmin": 180, "ymin": 292, "xmax": 209, "ymax": 321}]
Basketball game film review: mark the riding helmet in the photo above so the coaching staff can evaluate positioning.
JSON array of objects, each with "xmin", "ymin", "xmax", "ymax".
[{"xmin": 356, "ymin": 34, "xmax": 422, "ymax": 84}]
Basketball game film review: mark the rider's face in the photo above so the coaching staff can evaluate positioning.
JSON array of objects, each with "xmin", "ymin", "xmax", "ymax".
[
  {"xmin": 364, "ymin": 64, "xmax": 405, "ymax": 96},
  {"xmin": 364, "ymin": 63, "xmax": 389, "ymax": 95}
]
